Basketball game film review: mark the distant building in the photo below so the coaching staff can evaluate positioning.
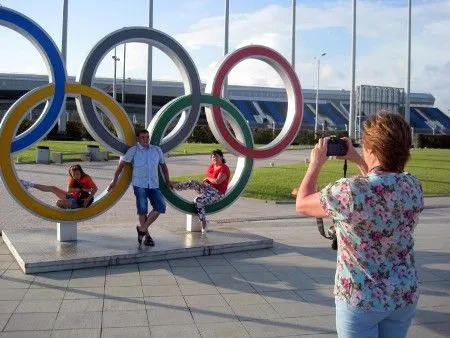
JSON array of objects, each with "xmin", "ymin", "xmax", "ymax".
[{"xmin": 0, "ymin": 73, "xmax": 448, "ymax": 134}]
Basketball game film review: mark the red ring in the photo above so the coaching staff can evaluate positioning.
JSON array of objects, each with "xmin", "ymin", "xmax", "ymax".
[{"xmin": 210, "ymin": 46, "xmax": 303, "ymax": 159}]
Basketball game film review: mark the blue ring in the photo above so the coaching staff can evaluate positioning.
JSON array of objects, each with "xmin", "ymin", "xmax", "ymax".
[{"xmin": 0, "ymin": 8, "xmax": 66, "ymax": 153}]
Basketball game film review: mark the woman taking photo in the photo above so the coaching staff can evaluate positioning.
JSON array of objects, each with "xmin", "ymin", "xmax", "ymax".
[{"xmin": 296, "ymin": 111, "xmax": 424, "ymax": 338}]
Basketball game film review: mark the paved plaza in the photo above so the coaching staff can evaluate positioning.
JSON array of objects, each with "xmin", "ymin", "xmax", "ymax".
[{"xmin": 0, "ymin": 153, "xmax": 449, "ymax": 337}]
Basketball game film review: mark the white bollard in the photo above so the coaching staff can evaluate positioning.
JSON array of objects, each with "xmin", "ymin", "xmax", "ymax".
[
  {"xmin": 57, "ymin": 222, "xmax": 77, "ymax": 241},
  {"xmin": 186, "ymin": 214, "xmax": 202, "ymax": 232}
]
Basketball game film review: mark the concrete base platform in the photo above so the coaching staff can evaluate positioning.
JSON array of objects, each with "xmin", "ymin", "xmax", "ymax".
[{"xmin": 2, "ymin": 226, "xmax": 273, "ymax": 274}]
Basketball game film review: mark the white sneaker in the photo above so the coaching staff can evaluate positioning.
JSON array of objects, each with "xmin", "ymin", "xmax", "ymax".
[{"xmin": 20, "ymin": 180, "xmax": 34, "ymax": 189}]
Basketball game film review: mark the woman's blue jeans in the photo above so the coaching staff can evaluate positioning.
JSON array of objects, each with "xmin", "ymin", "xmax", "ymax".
[{"xmin": 335, "ymin": 299, "xmax": 417, "ymax": 338}]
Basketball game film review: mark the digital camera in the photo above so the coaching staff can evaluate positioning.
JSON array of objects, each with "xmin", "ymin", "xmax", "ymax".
[{"xmin": 327, "ymin": 137, "xmax": 348, "ymax": 157}]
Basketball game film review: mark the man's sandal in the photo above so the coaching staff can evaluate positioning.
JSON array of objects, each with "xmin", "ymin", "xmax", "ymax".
[{"xmin": 136, "ymin": 226, "xmax": 146, "ymax": 245}]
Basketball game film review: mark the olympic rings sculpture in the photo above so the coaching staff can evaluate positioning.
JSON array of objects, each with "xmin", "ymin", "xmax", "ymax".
[{"xmin": 0, "ymin": 7, "xmax": 303, "ymax": 222}]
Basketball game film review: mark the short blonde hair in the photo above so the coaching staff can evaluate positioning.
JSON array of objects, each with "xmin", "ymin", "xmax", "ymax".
[{"xmin": 362, "ymin": 111, "xmax": 411, "ymax": 172}]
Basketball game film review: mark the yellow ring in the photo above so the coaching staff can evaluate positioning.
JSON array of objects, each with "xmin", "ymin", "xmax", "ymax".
[{"xmin": 0, "ymin": 83, "xmax": 133, "ymax": 222}]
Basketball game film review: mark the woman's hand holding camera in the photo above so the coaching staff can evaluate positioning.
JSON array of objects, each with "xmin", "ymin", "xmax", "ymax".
[{"xmin": 310, "ymin": 137, "xmax": 329, "ymax": 169}]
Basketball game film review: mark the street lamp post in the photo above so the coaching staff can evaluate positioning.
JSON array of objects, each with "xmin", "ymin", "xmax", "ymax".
[
  {"xmin": 112, "ymin": 48, "xmax": 120, "ymax": 100},
  {"xmin": 122, "ymin": 43, "xmax": 126, "ymax": 107},
  {"xmin": 314, "ymin": 52, "xmax": 326, "ymax": 139}
]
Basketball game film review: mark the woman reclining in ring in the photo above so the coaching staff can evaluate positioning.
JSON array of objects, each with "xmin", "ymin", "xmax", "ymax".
[{"xmin": 20, "ymin": 164, "xmax": 98, "ymax": 209}]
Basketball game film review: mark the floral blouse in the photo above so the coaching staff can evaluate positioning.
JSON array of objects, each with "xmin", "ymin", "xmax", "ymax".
[{"xmin": 320, "ymin": 171, "xmax": 424, "ymax": 312}]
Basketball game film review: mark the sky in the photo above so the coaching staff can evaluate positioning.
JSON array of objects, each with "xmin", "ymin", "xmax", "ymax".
[{"xmin": 0, "ymin": 0, "xmax": 449, "ymax": 113}]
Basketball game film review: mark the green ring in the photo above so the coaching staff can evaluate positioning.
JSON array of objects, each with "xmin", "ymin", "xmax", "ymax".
[{"xmin": 150, "ymin": 94, "xmax": 254, "ymax": 214}]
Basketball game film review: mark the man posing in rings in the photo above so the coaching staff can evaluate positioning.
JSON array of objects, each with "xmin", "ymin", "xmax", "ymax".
[{"xmin": 108, "ymin": 129, "xmax": 172, "ymax": 246}]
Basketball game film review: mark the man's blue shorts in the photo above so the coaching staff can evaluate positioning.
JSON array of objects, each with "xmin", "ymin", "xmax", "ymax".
[{"xmin": 133, "ymin": 186, "xmax": 166, "ymax": 215}]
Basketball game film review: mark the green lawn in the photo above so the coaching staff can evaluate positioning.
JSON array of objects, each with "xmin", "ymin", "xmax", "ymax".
[
  {"xmin": 173, "ymin": 148, "xmax": 450, "ymax": 200},
  {"xmin": 12, "ymin": 141, "xmax": 311, "ymax": 163}
]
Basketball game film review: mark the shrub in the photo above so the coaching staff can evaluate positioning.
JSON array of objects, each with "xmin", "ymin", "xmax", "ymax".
[
  {"xmin": 187, "ymin": 125, "xmax": 217, "ymax": 144},
  {"xmin": 416, "ymin": 134, "xmax": 450, "ymax": 149}
]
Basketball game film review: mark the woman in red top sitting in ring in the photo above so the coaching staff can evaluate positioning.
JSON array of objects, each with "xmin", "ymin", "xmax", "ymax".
[
  {"xmin": 174, "ymin": 149, "xmax": 230, "ymax": 233},
  {"xmin": 20, "ymin": 164, "xmax": 98, "ymax": 209}
]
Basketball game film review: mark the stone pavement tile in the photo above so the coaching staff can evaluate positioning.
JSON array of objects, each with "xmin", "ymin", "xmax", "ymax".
[
  {"xmin": 202, "ymin": 265, "xmax": 237, "ymax": 274},
  {"xmin": 6, "ymin": 262, "xmax": 22, "ymax": 270},
  {"xmin": 0, "ymin": 277, "xmax": 32, "ymax": 289},
  {"xmin": 70, "ymin": 268, "xmax": 105, "ymax": 279},
  {"xmin": 222, "ymin": 252, "xmax": 254, "ymax": 261},
  {"xmin": 142, "ymin": 285, "xmax": 181, "ymax": 297},
  {"xmin": 53, "ymin": 311, "xmax": 102, "ymax": 330},
  {"xmin": 101, "ymin": 327, "xmax": 150, "ymax": 338},
  {"xmin": 191, "ymin": 305, "xmax": 238, "ymax": 323},
  {"xmin": 5, "ymin": 312, "xmax": 57, "ymax": 331},
  {"xmin": 0, "ymin": 300, "xmax": 19, "ymax": 313},
  {"xmin": 68, "ymin": 277, "xmax": 105, "ymax": 288},
  {"xmin": 215, "ymin": 282, "xmax": 257, "ymax": 294},
  {"xmin": 144, "ymin": 296, "xmax": 187, "ymax": 311},
  {"xmin": 418, "ymin": 293, "xmax": 450, "ymax": 308},
  {"xmin": 196, "ymin": 256, "xmax": 230, "ymax": 266},
  {"xmin": 295, "ymin": 288, "xmax": 334, "ymax": 306},
  {"xmin": 106, "ymin": 264, "xmax": 139, "ymax": 275},
  {"xmin": 197, "ymin": 321, "xmax": 250, "ymax": 338},
  {"xmin": 173, "ymin": 270, "xmax": 213, "ymax": 285},
  {"xmin": 103, "ymin": 297, "xmax": 145, "ymax": 311},
  {"xmin": 222, "ymin": 292, "xmax": 267, "ymax": 307},
  {"xmin": 231, "ymin": 303, "xmax": 281, "ymax": 322},
  {"xmin": 413, "ymin": 305, "xmax": 450, "ymax": 325},
  {"xmin": 50, "ymin": 328, "xmax": 100, "ymax": 338},
  {"xmin": 15, "ymin": 300, "xmax": 61, "ymax": 313},
  {"xmin": 63, "ymin": 287, "xmax": 104, "ymax": 300},
  {"xmin": 250, "ymin": 281, "xmax": 297, "ymax": 293},
  {"xmin": 169, "ymin": 258, "xmax": 201, "ymax": 268},
  {"xmin": 104, "ymin": 286, "xmax": 143, "ymax": 298},
  {"xmin": 138, "ymin": 262, "xmax": 171, "ymax": 276},
  {"xmin": 0, "ymin": 289, "xmax": 27, "ymax": 301},
  {"xmin": 102, "ymin": 310, "xmax": 148, "ymax": 328},
  {"xmin": 59, "ymin": 299, "xmax": 103, "ymax": 312},
  {"xmin": 147, "ymin": 308, "xmax": 194, "ymax": 325},
  {"xmin": 179, "ymin": 283, "xmax": 219, "ymax": 296},
  {"xmin": 23, "ymin": 288, "xmax": 65, "ymax": 301},
  {"xmin": 0, "ymin": 313, "xmax": 10, "ymax": 330},
  {"xmin": 149, "ymin": 324, "xmax": 200, "ymax": 338},
  {"xmin": 0, "ymin": 255, "xmax": 13, "ymax": 262},
  {"xmin": 140, "ymin": 274, "xmax": 177, "ymax": 286},
  {"xmin": 0, "ymin": 331, "xmax": 51, "ymax": 338},
  {"xmin": 240, "ymin": 271, "xmax": 280, "ymax": 282},
  {"xmin": 285, "ymin": 315, "xmax": 337, "ymax": 336},
  {"xmin": 207, "ymin": 272, "xmax": 244, "ymax": 284},
  {"xmin": 0, "ymin": 262, "xmax": 12, "ymax": 270},
  {"xmin": 408, "ymin": 322, "xmax": 450, "ymax": 338},
  {"xmin": 32, "ymin": 271, "xmax": 71, "ymax": 289},
  {"xmin": 231, "ymin": 263, "xmax": 269, "ymax": 273},
  {"xmin": 271, "ymin": 301, "xmax": 320, "ymax": 318},
  {"xmin": 105, "ymin": 276, "xmax": 141, "ymax": 287},
  {"xmin": 184, "ymin": 294, "xmax": 228, "ymax": 308},
  {"xmin": 260, "ymin": 290, "xmax": 303, "ymax": 304}
]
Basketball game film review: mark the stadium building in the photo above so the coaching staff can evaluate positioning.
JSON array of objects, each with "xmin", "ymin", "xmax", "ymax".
[{"xmin": 0, "ymin": 73, "xmax": 449, "ymax": 135}]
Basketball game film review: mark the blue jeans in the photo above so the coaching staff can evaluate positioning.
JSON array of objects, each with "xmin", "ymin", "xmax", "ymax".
[
  {"xmin": 133, "ymin": 186, "xmax": 166, "ymax": 215},
  {"xmin": 335, "ymin": 300, "xmax": 416, "ymax": 338}
]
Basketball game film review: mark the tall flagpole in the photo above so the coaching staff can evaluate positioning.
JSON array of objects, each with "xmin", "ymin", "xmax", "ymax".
[
  {"xmin": 145, "ymin": 0, "xmax": 153, "ymax": 128},
  {"xmin": 405, "ymin": 0, "xmax": 411, "ymax": 124},
  {"xmin": 223, "ymin": 0, "xmax": 229, "ymax": 98},
  {"xmin": 349, "ymin": 0, "xmax": 356, "ymax": 139},
  {"xmin": 291, "ymin": 0, "xmax": 296, "ymax": 68},
  {"xmin": 58, "ymin": 0, "xmax": 68, "ymax": 133}
]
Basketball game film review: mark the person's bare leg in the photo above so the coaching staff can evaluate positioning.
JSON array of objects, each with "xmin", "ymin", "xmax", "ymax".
[
  {"xmin": 141, "ymin": 210, "xmax": 160, "ymax": 233},
  {"xmin": 137, "ymin": 215, "xmax": 147, "ymax": 233},
  {"xmin": 33, "ymin": 184, "xmax": 67, "ymax": 200}
]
